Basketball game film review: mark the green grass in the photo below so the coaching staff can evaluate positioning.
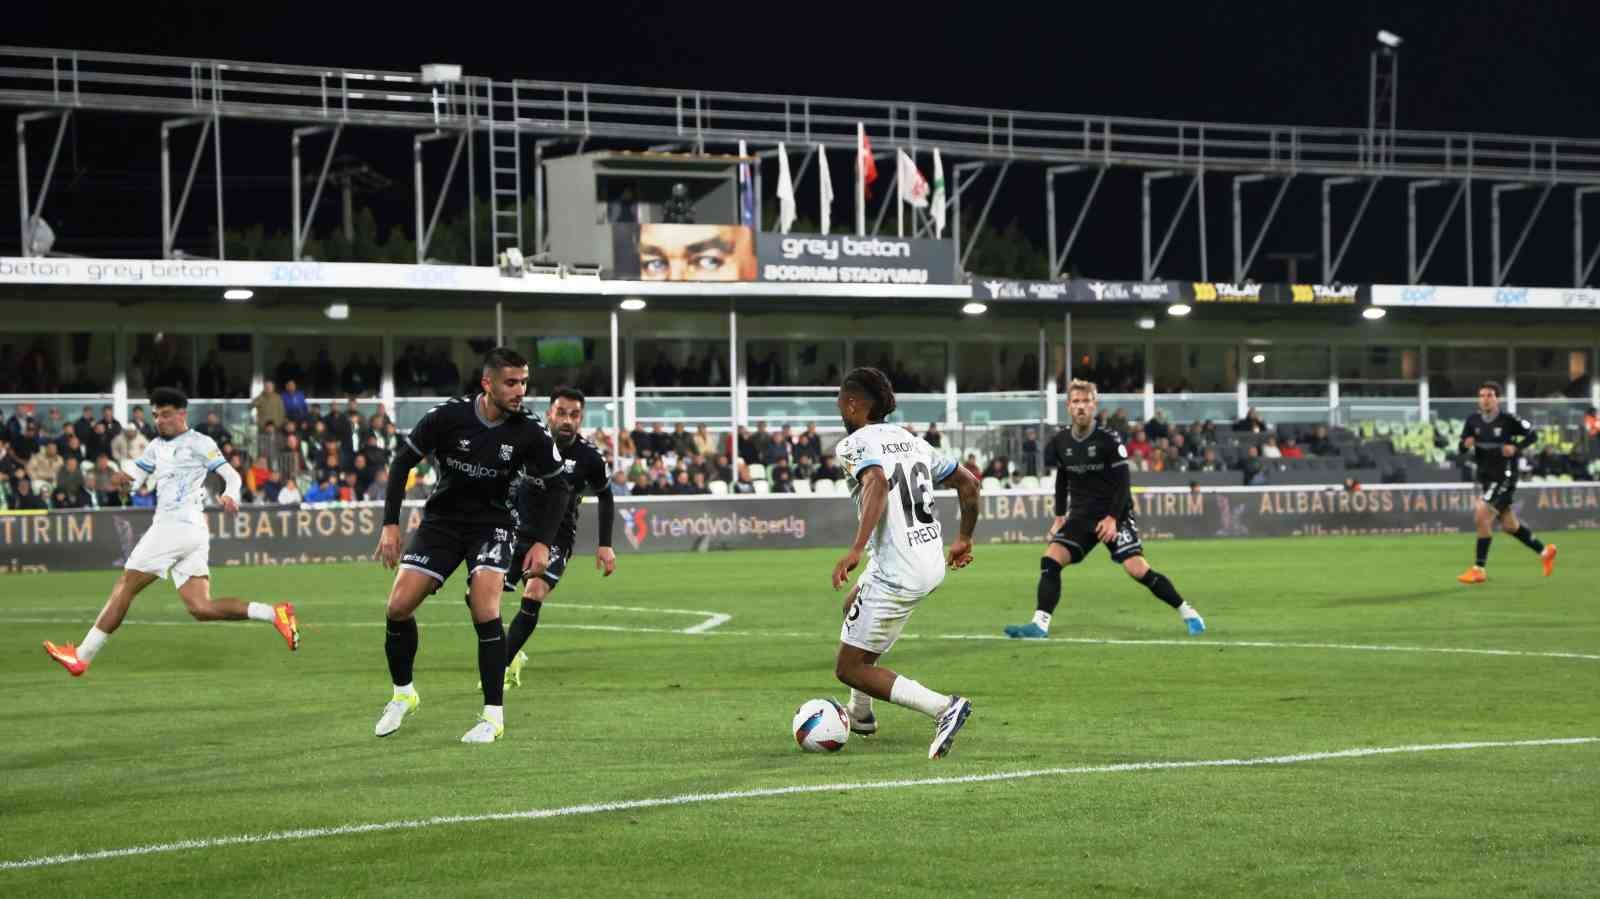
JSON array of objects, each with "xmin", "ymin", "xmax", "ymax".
[{"xmin": 2, "ymin": 531, "xmax": 1597, "ymax": 897}]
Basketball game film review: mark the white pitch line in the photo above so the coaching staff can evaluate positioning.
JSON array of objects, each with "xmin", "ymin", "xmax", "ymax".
[{"xmin": 1, "ymin": 736, "xmax": 1592, "ymax": 872}]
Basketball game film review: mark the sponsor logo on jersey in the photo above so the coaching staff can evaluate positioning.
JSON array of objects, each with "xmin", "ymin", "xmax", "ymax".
[
  {"xmin": 458, "ymin": 438, "xmax": 472, "ymax": 451},
  {"xmin": 443, "ymin": 456, "xmax": 503, "ymax": 479},
  {"xmin": 500, "ymin": 444, "xmax": 513, "ymax": 461}
]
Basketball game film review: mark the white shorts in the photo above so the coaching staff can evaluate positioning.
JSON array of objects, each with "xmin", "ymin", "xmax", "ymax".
[
  {"xmin": 125, "ymin": 521, "xmax": 211, "ymax": 588},
  {"xmin": 839, "ymin": 578, "xmax": 928, "ymax": 655}
]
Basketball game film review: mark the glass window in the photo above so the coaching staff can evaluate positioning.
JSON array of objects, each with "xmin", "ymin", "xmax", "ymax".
[
  {"xmin": 1249, "ymin": 344, "xmax": 1330, "ymax": 382},
  {"xmin": 635, "ymin": 339, "xmax": 729, "ymax": 388},
  {"xmin": 854, "ymin": 341, "xmax": 947, "ymax": 393},
  {"xmin": 517, "ymin": 336, "xmax": 613, "ymax": 399},
  {"xmin": 1, "ymin": 331, "xmax": 115, "ymax": 393},
  {"xmin": 1516, "ymin": 346, "xmax": 1590, "ymax": 399},
  {"xmin": 745, "ymin": 339, "xmax": 844, "ymax": 388},
  {"xmin": 1059, "ymin": 342, "xmax": 1144, "ymax": 393},
  {"xmin": 956, "ymin": 341, "xmax": 1039, "ymax": 391},
  {"xmin": 1152, "ymin": 342, "xmax": 1235, "ymax": 393},
  {"xmin": 1427, "ymin": 346, "xmax": 1505, "ymax": 397},
  {"xmin": 260, "ymin": 335, "xmax": 386, "ymax": 398},
  {"xmin": 1338, "ymin": 345, "xmax": 1420, "ymax": 382}
]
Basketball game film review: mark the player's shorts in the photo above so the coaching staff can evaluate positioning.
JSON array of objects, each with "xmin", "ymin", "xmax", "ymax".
[
  {"xmin": 398, "ymin": 519, "xmax": 516, "ymax": 590},
  {"xmin": 1477, "ymin": 477, "xmax": 1518, "ymax": 513},
  {"xmin": 1051, "ymin": 511, "xmax": 1143, "ymax": 565},
  {"xmin": 840, "ymin": 577, "xmax": 928, "ymax": 656},
  {"xmin": 125, "ymin": 520, "xmax": 210, "ymax": 588},
  {"xmin": 503, "ymin": 539, "xmax": 571, "ymax": 594}
]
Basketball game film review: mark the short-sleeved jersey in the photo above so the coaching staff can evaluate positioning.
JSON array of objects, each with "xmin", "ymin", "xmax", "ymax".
[
  {"xmin": 1047, "ymin": 425, "xmax": 1131, "ymax": 518},
  {"xmin": 835, "ymin": 423, "xmax": 958, "ymax": 596},
  {"xmin": 131, "ymin": 428, "xmax": 228, "ymax": 527},
  {"xmin": 405, "ymin": 396, "xmax": 564, "ymax": 527},
  {"xmin": 1460, "ymin": 411, "xmax": 1536, "ymax": 484},
  {"xmin": 510, "ymin": 435, "xmax": 610, "ymax": 545}
]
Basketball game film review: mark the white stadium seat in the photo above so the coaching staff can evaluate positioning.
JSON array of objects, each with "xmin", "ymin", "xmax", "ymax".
[
  {"xmin": 709, "ymin": 480, "xmax": 729, "ymax": 495},
  {"xmin": 812, "ymin": 479, "xmax": 835, "ymax": 495},
  {"xmin": 753, "ymin": 479, "xmax": 772, "ymax": 494},
  {"xmin": 792, "ymin": 479, "xmax": 812, "ymax": 494},
  {"xmin": 747, "ymin": 463, "xmax": 766, "ymax": 481}
]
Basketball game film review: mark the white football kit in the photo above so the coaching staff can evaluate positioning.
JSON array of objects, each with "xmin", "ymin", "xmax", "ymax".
[
  {"xmin": 123, "ymin": 428, "xmax": 238, "ymax": 588},
  {"xmin": 833, "ymin": 423, "xmax": 958, "ymax": 654}
]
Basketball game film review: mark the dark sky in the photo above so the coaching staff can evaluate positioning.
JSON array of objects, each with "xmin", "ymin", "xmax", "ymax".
[{"xmin": 8, "ymin": 0, "xmax": 1600, "ymax": 283}]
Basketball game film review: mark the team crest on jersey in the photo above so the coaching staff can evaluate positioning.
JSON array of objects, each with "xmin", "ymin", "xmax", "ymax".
[
  {"xmin": 1493, "ymin": 427, "xmax": 1501, "ymax": 437},
  {"xmin": 621, "ymin": 507, "xmax": 649, "ymax": 549},
  {"xmin": 458, "ymin": 438, "xmax": 472, "ymax": 451},
  {"xmin": 1088, "ymin": 445, "xmax": 1098, "ymax": 457},
  {"xmin": 500, "ymin": 444, "xmax": 513, "ymax": 461}
]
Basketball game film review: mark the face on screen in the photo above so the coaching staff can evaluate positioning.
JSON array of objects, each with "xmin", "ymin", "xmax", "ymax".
[{"xmin": 637, "ymin": 225, "xmax": 755, "ymax": 281}]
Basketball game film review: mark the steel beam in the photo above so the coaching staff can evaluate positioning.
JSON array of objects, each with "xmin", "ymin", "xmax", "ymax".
[
  {"xmin": 1046, "ymin": 164, "xmax": 1106, "ymax": 278},
  {"xmin": 1575, "ymin": 186, "xmax": 1600, "ymax": 286},
  {"xmin": 291, "ymin": 124, "xmax": 342, "ymax": 261},
  {"xmin": 1322, "ymin": 176, "xmax": 1381, "ymax": 283},
  {"xmin": 16, "ymin": 109, "xmax": 71, "ymax": 256},
  {"xmin": 1232, "ymin": 173, "xmax": 1292, "ymax": 282},
  {"xmin": 1491, "ymin": 181, "xmax": 1554, "ymax": 286},
  {"xmin": 414, "ymin": 129, "xmax": 467, "ymax": 263}
]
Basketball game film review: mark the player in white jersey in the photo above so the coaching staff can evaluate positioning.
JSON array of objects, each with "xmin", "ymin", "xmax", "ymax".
[
  {"xmin": 43, "ymin": 388, "xmax": 299, "ymax": 677},
  {"xmin": 828, "ymin": 367, "xmax": 982, "ymax": 759}
]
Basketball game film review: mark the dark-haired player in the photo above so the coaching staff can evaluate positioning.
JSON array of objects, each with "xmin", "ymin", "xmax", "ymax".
[
  {"xmin": 485, "ymin": 387, "xmax": 617, "ymax": 687},
  {"xmin": 372, "ymin": 348, "xmax": 570, "ymax": 743},
  {"xmin": 829, "ymin": 366, "xmax": 982, "ymax": 760},
  {"xmin": 1456, "ymin": 380, "xmax": 1557, "ymax": 583},
  {"xmin": 1004, "ymin": 379, "xmax": 1204, "ymax": 639},
  {"xmin": 43, "ymin": 387, "xmax": 299, "ymax": 677}
]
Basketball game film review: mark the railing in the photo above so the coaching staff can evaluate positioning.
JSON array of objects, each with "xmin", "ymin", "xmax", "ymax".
[
  {"xmin": 1152, "ymin": 392, "xmax": 1238, "ymax": 424},
  {"xmin": 7, "ymin": 46, "xmax": 1600, "ymax": 183}
]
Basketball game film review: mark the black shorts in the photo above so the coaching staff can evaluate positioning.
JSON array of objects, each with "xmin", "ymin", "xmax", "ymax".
[
  {"xmin": 1477, "ymin": 477, "xmax": 1518, "ymax": 513},
  {"xmin": 1051, "ymin": 512, "xmax": 1143, "ymax": 565},
  {"xmin": 503, "ymin": 539, "xmax": 572, "ymax": 593},
  {"xmin": 399, "ymin": 519, "xmax": 516, "ymax": 590}
]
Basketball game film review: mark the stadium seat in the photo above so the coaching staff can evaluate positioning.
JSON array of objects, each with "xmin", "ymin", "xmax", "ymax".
[
  {"xmin": 1020, "ymin": 475, "xmax": 1041, "ymax": 489},
  {"xmin": 981, "ymin": 476, "xmax": 1003, "ymax": 493},
  {"xmin": 747, "ymin": 463, "xmax": 766, "ymax": 481},
  {"xmin": 708, "ymin": 480, "xmax": 729, "ymax": 495},
  {"xmin": 792, "ymin": 479, "xmax": 812, "ymax": 494},
  {"xmin": 811, "ymin": 478, "xmax": 835, "ymax": 495},
  {"xmin": 753, "ymin": 479, "xmax": 771, "ymax": 495}
]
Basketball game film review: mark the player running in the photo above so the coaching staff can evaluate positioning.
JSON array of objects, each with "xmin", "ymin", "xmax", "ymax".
[
  {"xmin": 43, "ymin": 387, "xmax": 298, "ymax": 676},
  {"xmin": 1004, "ymin": 379, "xmax": 1205, "ymax": 639},
  {"xmin": 372, "ymin": 348, "xmax": 571, "ymax": 744},
  {"xmin": 828, "ymin": 367, "xmax": 982, "ymax": 760},
  {"xmin": 1456, "ymin": 381, "xmax": 1557, "ymax": 583},
  {"xmin": 477, "ymin": 387, "xmax": 616, "ymax": 687}
]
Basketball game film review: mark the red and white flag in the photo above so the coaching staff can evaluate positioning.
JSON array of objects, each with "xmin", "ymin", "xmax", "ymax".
[{"xmin": 897, "ymin": 150, "xmax": 930, "ymax": 208}]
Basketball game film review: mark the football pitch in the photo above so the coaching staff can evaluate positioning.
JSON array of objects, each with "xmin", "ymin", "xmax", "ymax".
[{"xmin": 3, "ymin": 531, "xmax": 1597, "ymax": 897}]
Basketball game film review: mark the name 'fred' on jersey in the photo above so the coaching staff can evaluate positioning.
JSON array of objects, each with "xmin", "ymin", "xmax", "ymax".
[
  {"xmin": 405, "ymin": 396, "xmax": 564, "ymax": 527},
  {"xmin": 835, "ymin": 423, "xmax": 958, "ymax": 596}
]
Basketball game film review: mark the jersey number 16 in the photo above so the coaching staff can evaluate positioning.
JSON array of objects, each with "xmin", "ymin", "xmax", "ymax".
[{"xmin": 888, "ymin": 461, "xmax": 936, "ymax": 526}]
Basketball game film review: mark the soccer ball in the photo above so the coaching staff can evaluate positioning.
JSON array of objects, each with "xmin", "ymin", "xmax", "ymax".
[{"xmin": 792, "ymin": 698, "xmax": 849, "ymax": 752}]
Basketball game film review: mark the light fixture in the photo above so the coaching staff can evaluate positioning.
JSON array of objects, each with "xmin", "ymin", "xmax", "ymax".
[
  {"xmin": 324, "ymin": 303, "xmax": 350, "ymax": 320},
  {"xmin": 1167, "ymin": 303, "xmax": 1192, "ymax": 317},
  {"xmin": 1377, "ymin": 30, "xmax": 1403, "ymax": 48},
  {"xmin": 1362, "ymin": 306, "xmax": 1387, "ymax": 320},
  {"xmin": 619, "ymin": 298, "xmax": 647, "ymax": 311},
  {"xmin": 1251, "ymin": 353, "xmax": 1267, "ymax": 365},
  {"xmin": 961, "ymin": 302, "xmax": 988, "ymax": 315},
  {"xmin": 1136, "ymin": 316, "xmax": 1156, "ymax": 330},
  {"xmin": 498, "ymin": 247, "xmax": 524, "ymax": 276},
  {"xmin": 223, "ymin": 289, "xmax": 254, "ymax": 301}
]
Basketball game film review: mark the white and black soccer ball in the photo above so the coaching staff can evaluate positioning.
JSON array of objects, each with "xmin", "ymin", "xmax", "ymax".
[{"xmin": 792, "ymin": 698, "xmax": 849, "ymax": 753}]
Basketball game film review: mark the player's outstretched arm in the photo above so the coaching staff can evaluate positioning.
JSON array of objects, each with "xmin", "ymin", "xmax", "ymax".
[
  {"xmin": 833, "ymin": 466, "xmax": 887, "ymax": 589},
  {"xmin": 940, "ymin": 464, "xmax": 980, "ymax": 569}
]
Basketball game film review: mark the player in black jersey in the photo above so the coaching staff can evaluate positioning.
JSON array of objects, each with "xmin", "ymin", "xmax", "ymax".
[
  {"xmin": 476, "ymin": 387, "xmax": 616, "ymax": 688},
  {"xmin": 370, "ymin": 347, "xmax": 572, "ymax": 744},
  {"xmin": 1004, "ymin": 380, "xmax": 1205, "ymax": 638},
  {"xmin": 1456, "ymin": 381, "xmax": 1557, "ymax": 584}
]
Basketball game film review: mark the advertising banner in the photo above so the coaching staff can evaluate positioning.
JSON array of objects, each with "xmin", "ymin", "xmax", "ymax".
[
  {"xmin": 756, "ymin": 233, "xmax": 957, "ymax": 286},
  {"xmin": 1189, "ymin": 282, "xmax": 1367, "ymax": 305},
  {"xmin": 0, "ymin": 256, "xmax": 502, "ymax": 292},
  {"xmin": 972, "ymin": 279, "xmax": 1179, "ymax": 303},
  {"xmin": 1372, "ymin": 284, "xmax": 1600, "ymax": 310},
  {"xmin": 610, "ymin": 224, "xmax": 759, "ymax": 281},
  {"xmin": 4, "ymin": 484, "xmax": 1598, "ymax": 574}
]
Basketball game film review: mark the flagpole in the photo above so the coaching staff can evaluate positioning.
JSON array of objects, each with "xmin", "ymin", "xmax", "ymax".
[{"xmin": 856, "ymin": 123, "xmax": 865, "ymax": 237}]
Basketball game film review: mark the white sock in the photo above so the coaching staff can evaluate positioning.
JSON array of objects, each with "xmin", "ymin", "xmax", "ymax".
[
  {"xmin": 1031, "ymin": 610, "xmax": 1053, "ymax": 631},
  {"xmin": 482, "ymin": 704, "xmax": 504, "ymax": 726},
  {"xmin": 393, "ymin": 682, "xmax": 417, "ymax": 698},
  {"xmin": 78, "ymin": 626, "xmax": 110, "ymax": 663},
  {"xmin": 889, "ymin": 675, "xmax": 950, "ymax": 719},
  {"xmin": 246, "ymin": 602, "xmax": 274, "ymax": 623},
  {"xmin": 1178, "ymin": 602, "xmax": 1201, "ymax": 620},
  {"xmin": 848, "ymin": 688, "xmax": 874, "ymax": 719}
]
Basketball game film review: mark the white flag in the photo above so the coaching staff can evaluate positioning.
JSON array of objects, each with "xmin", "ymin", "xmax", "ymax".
[
  {"xmin": 817, "ymin": 144, "xmax": 834, "ymax": 235},
  {"xmin": 897, "ymin": 150, "xmax": 929, "ymax": 208},
  {"xmin": 776, "ymin": 142, "xmax": 797, "ymax": 234},
  {"xmin": 930, "ymin": 148, "xmax": 946, "ymax": 238}
]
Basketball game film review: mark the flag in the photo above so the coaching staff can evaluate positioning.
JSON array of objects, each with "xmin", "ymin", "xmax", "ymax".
[
  {"xmin": 776, "ymin": 142, "xmax": 796, "ymax": 234},
  {"xmin": 896, "ymin": 150, "xmax": 929, "ymax": 208},
  {"xmin": 858, "ymin": 124, "xmax": 878, "ymax": 197},
  {"xmin": 930, "ymin": 148, "xmax": 946, "ymax": 238},
  {"xmin": 817, "ymin": 143, "xmax": 835, "ymax": 235},
  {"xmin": 737, "ymin": 140, "xmax": 755, "ymax": 228}
]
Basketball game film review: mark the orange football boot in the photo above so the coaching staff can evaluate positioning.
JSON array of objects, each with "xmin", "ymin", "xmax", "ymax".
[
  {"xmin": 1456, "ymin": 566, "xmax": 1487, "ymax": 585},
  {"xmin": 1540, "ymin": 544, "xmax": 1557, "ymax": 577},
  {"xmin": 43, "ymin": 641, "xmax": 88, "ymax": 676},
  {"xmin": 273, "ymin": 602, "xmax": 301, "ymax": 651}
]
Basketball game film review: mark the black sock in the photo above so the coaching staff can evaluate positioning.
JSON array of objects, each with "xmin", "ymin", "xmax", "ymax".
[
  {"xmin": 1036, "ymin": 557, "xmax": 1063, "ymax": 615},
  {"xmin": 1138, "ymin": 568, "xmax": 1185, "ymax": 610},
  {"xmin": 475, "ymin": 618, "xmax": 506, "ymax": 706},
  {"xmin": 384, "ymin": 616, "xmax": 418, "ymax": 687},
  {"xmin": 1511, "ymin": 525, "xmax": 1545, "ymax": 554},
  {"xmin": 506, "ymin": 598, "xmax": 542, "ymax": 662},
  {"xmin": 1476, "ymin": 537, "xmax": 1492, "ymax": 567}
]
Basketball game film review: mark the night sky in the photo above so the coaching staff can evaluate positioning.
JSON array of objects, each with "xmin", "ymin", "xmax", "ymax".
[{"xmin": 8, "ymin": 1, "xmax": 1600, "ymax": 284}]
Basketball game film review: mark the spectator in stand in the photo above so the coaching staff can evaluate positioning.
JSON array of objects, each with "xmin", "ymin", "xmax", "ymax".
[
  {"xmin": 1106, "ymin": 408, "xmax": 1132, "ymax": 438},
  {"xmin": 338, "ymin": 471, "xmax": 359, "ymax": 502},
  {"xmin": 111, "ymin": 425, "xmax": 149, "ymax": 465},
  {"xmin": 305, "ymin": 475, "xmax": 338, "ymax": 504},
  {"xmin": 0, "ymin": 437, "xmax": 20, "ymax": 480},
  {"xmin": 1261, "ymin": 436, "xmax": 1283, "ymax": 459},
  {"xmin": 962, "ymin": 454, "xmax": 981, "ymax": 478},
  {"xmin": 1233, "ymin": 407, "xmax": 1268, "ymax": 433},
  {"xmin": 196, "ymin": 410, "xmax": 233, "ymax": 447},
  {"xmin": 90, "ymin": 455, "xmax": 121, "ymax": 506},
  {"xmin": 683, "ymin": 424, "xmax": 712, "ymax": 458},
  {"xmin": 278, "ymin": 476, "xmax": 303, "ymax": 505},
  {"xmin": 1190, "ymin": 447, "xmax": 1225, "ymax": 473},
  {"xmin": 129, "ymin": 406, "xmax": 157, "ymax": 440},
  {"xmin": 1238, "ymin": 444, "xmax": 1267, "ymax": 486},
  {"xmin": 750, "ymin": 421, "xmax": 773, "ymax": 462},
  {"xmin": 131, "ymin": 483, "xmax": 156, "ymax": 508},
  {"xmin": 340, "ymin": 353, "xmax": 368, "ymax": 396},
  {"xmin": 1145, "ymin": 410, "xmax": 1171, "ymax": 442},
  {"xmin": 275, "ymin": 349, "xmax": 305, "ymax": 389},
  {"xmin": 610, "ymin": 471, "xmax": 632, "ymax": 496},
  {"xmin": 711, "ymin": 453, "xmax": 735, "ymax": 483},
  {"xmin": 276, "ymin": 434, "xmax": 306, "ymax": 483},
  {"xmin": 630, "ymin": 472, "xmax": 653, "ymax": 496},
  {"xmin": 352, "ymin": 453, "xmax": 375, "ymax": 496},
  {"xmin": 55, "ymin": 457, "xmax": 90, "ymax": 507},
  {"xmin": 1586, "ymin": 406, "xmax": 1600, "ymax": 450},
  {"xmin": 1170, "ymin": 432, "xmax": 1195, "ymax": 466},
  {"xmin": 1126, "ymin": 428, "xmax": 1152, "ymax": 460},
  {"xmin": 1020, "ymin": 427, "xmax": 1040, "ymax": 476},
  {"xmin": 260, "ymin": 470, "xmax": 284, "ymax": 504},
  {"xmin": 983, "ymin": 455, "xmax": 1010, "ymax": 480},
  {"xmin": 251, "ymin": 379, "xmax": 286, "ymax": 433},
  {"xmin": 735, "ymin": 426, "xmax": 758, "ymax": 465},
  {"xmin": 58, "ymin": 433, "xmax": 88, "ymax": 466},
  {"xmin": 197, "ymin": 350, "xmax": 228, "ymax": 398},
  {"xmin": 923, "ymin": 422, "xmax": 943, "ymax": 449},
  {"xmin": 794, "ymin": 424, "xmax": 822, "ymax": 463},
  {"xmin": 227, "ymin": 452, "xmax": 255, "ymax": 504},
  {"xmin": 13, "ymin": 476, "xmax": 47, "ymax": 510},
  {"xmin": 629, "ymin": 423, "xmax": 652, "ymax": 460},
  {"xmin": 15, "ymin": 421, "xmax": 42, "ymax": 461},
  {"xmin": 616, "ymin": 430, "xmax": 638, "ymax": 462},
  {"xmin": 764, "ymin": 429, "xmax": 793, "ymax": 467},
  {"xmin": 815, "ymin": 455, "xmax": 844, "ymax": 483},
  {"xmin": 1308, "ymin": 424, "xmax": 1334, "ymax": 456},
  {"xmin": 1280, "ymin": 438, "xmax": 1305, "ymax": 460},
  {"xmin": 1007, "ymin": 470, "xmax": 1026, "ymax": 491},
  {"xmin": 771, "ymin": 467, "xmax": 796, "ymax": 494},
  {"xmin": 281, "ymin": 379, "xmax": 308, "ymax": 423},
  {"xmin": 669, "ymin": 423, "xmax": 695, "ymax": 459},
  {"xmin": 72, "ymin": 406, "xmax": 97, "ymax": 448},
  {"xmin": 27, "ymin": 442, "xmax": 62, "ymax": 488},
  {"xmin": 97, "ymin": 403, "xmax": 122, "ymax": 436},
  {"xmin": 363, "ymin": 467, "xmax": 389, "ymax": 502},
  {"xmin": 1532, "ymin": 447, "xmax": 1565, "ymax": 479},
  {"xmin": 733, "ymin": 463, "xmax": 757, "ymax": 494},
  {"xmin": 645, "ymin": 424, "xmax": 671, "ymax": 460},
  {"xmin": 85, "ymin": 421, "xmax": 111, "ymax": 460}
]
